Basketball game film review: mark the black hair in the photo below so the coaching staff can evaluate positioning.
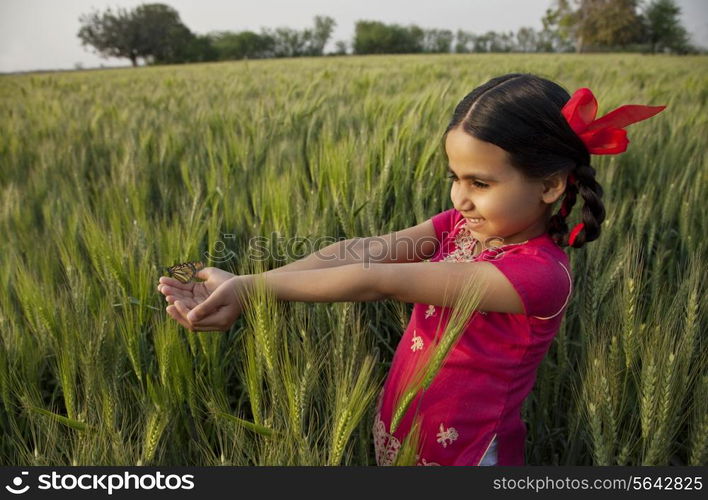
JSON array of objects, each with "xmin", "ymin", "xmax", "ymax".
[{"xmin": 442, "ymin": 73, "xmax": 605, "ymax": 249}]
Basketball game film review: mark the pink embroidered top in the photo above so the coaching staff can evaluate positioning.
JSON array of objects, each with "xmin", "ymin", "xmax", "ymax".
[{"xmin": 372, "ymin": 208, "xmax": 573, "ymax": 466}]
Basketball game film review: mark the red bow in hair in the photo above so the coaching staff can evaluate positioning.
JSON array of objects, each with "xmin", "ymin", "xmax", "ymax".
[
  {"xmin": 561, "ymin": 88, "xmax": 666, "ymax": 245},
  {"xmin": 561, "ymin": 88, "xmax": 666, "ymax": 155}
]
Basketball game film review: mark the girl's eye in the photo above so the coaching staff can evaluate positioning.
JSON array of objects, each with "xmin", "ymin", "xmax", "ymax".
[{"xmin": 446, "ymin": 174, "xmax": 488, "ymax": 189}]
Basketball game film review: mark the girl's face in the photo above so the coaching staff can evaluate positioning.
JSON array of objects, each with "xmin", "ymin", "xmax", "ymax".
[{"xmin": 445, "ymin": 127, "xmax": 565, "ymax": 246}]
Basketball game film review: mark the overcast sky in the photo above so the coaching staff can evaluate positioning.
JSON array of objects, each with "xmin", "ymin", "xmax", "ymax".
[{"xmin": 1, "ymin": 0, "xmax": 706, "ymax": 73}]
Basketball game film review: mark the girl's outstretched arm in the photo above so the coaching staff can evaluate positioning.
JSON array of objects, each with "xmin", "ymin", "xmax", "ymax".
[
  {"xmin": 255, "ymin": 261, "xmax": 523, "ymax": 313},
  {"xmin": 179, "ymin": 263, "xmax": 386, "ymax": 331},
  {"xmin": 165, "ymin": 220, "xmax": 438, "ymax": 330},
  {"xmin": 181, "ymin": 260, "xmax": 524, "ymax": 331},
  {"xmin": 262, "ymin": 219, "xmax": 438, "ymax": 275}
]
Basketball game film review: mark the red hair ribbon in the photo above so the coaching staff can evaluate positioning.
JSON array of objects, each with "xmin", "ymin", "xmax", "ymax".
[
  {"xmin": 568, "ymin": 222, "xmax": 585, "ymax": 246},
  {"xmin": 561, "ymin": 88, "xmax": 666, "ymax": 245},
  {"xmin": 561, "ymin": 88, "xmax": 667, "ymax": 155}
]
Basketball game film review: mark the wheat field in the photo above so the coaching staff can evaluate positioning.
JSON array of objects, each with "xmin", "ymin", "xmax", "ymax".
[{"xmin": 0, "ymin": 53, "xmax": 706, "ymax": 466}]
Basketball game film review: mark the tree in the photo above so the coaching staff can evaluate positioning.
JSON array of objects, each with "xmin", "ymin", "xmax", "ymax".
[
  {"xmin": 539, "ymin": 3, "xmax": 577, "ymax": 52},
  {"xmin": 422, "ymin": 29, "xmax": 454, "ymax": 53},
  {"xmin": 643, "ymin": 0, "xmax": 693, "ymax": 53},
  {"xmin": 353, "ymin": 21, "xmax": 424, "ymax": 54},
  {"xmin": 261, "ymin": 27, "xmax": 310, "ymax": 57},
  {"xmin": 516, "ymin": 27, "xmax": 539, "ymax": 52},
  {"xmin": 182, "ymin": 34, "xmax": 219, "ymax": 63},
  {"xmin": 77, "ymin": 3, "xmax": 197, "ymax": 66},
  {"xmin": 469, "ymin": 30, "xmax": 514, "ymax": 52},
  {"xmin": 472, "ymin": 32, "xmax": 492, "ymax": 52},
  {"xmin": 454, "ymin": 30, "xmax": 476, "ymax": 53},
  {"xmin": 493, "ymin": 31, "xmax": 516, "ymax": 52},
  {"xmin": 309, "ymin": 16, "xmax": 337, "ymax": 56},
  {"xmin": 333, "ymin": 40, "xmax": 348, "ymax": 55},
  {"xmin": 131, "ymin": 4, "xmax": 196, "ymax": 64},
  {"xmin": 259, "ymin": 16, "xmax": 336, "ymax": 58},
  {"xmin": 208, "ymin": 30, "xmax": 274, "ymax": 59},
  {"xmin": 583, "ymin": 0, "xmax": 644, "ymax": 48},
  {"xmin": 77, "ymin": 6, "xmax": 140, "ymax": 66},
  {"xmin": 544, "ymin": 0, "xmax": 645, "ymax": 52}
]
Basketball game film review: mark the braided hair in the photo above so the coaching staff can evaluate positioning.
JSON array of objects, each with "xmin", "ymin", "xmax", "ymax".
[{"xmin": 442, "ymin": 73, "xmax": 606, "ymax": 249}]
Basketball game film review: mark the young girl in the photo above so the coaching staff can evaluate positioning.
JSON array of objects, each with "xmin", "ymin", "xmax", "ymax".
[{"xmin": 157, "ymin": 73, "xmax": 665, "ymax": 466}]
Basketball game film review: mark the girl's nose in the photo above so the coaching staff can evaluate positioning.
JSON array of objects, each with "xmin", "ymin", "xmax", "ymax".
[{"xmin": 453, "ymin": 195, "xmax": 474, "ymax": 212}]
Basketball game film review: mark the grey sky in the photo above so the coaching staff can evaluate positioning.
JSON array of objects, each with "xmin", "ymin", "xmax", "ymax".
[{"xmin": 1, "ymin": 0, "xmax": 706, "ymax": 73}]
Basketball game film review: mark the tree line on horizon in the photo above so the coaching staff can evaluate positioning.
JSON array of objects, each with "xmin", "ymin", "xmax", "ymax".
[{"xmin": 76, "ymin": 0, "xmax": 702, "ymax": 68}]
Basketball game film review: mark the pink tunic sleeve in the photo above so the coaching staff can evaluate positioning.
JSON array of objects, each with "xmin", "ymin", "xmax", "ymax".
[{"xmin": 483, "ymin": 245, "xmax": 573, "ymax": 319}]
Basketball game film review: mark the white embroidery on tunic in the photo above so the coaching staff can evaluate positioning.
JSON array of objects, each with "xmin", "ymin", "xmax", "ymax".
[
  {"xmin": 441, "ymin": 222, "xmax": 529, "ymax": 264},
  {"xmin": 416, "ymin": 455, "xmax": 441, "ymax": 466},
  {"xmin": 410, "ymin": 329, "xmax": 424, "ymax": 352},
  {"xmin": 440, "ymin": 223, "xmax": 483, "ymax": 263},
  {"xmin": 436, "ymin": 423, "xmax": 459, "ymax": 448},
  {"xmin": 425, "ymin": 304, "xmax": 436, "ymax": 318},
  {"xmin": 372, "ymin": 411, "xmax": 401, "ymax": 466}
]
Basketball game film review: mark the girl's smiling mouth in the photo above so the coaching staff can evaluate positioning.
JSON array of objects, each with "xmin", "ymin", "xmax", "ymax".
[{"xmin": 465, "ymin": 217, "xmax": 485, "ymax": 227}]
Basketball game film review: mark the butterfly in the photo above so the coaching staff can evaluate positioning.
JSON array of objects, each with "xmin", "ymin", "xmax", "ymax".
[{"xmin": 164, "ymin": 261, "xmax": 204, "ymax": 283}]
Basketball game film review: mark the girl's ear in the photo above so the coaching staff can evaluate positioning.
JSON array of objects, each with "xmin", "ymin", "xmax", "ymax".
[{"xmin": 540, "ymin": 173, "xmax": 567, "ymax": 205}]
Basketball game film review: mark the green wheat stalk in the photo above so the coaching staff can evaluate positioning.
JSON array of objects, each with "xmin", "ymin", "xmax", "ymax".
[{"xmin": 390, "ymin": 273, "xmax": 487, "ymax": 434}]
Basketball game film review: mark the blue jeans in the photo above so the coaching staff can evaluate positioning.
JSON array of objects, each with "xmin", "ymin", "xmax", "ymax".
[{"xmin": 479, "ymin": 437, "xmax": 498, "ymax": 466}]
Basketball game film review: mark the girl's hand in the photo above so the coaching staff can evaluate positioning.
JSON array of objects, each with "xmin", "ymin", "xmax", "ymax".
[
  {"xmin": 157, "ymin": 267, "xmax": 234, "ymax": 330},
  {"xmin": 172, "ymin": 276, "xmax": 245, "ymax": 332}
]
